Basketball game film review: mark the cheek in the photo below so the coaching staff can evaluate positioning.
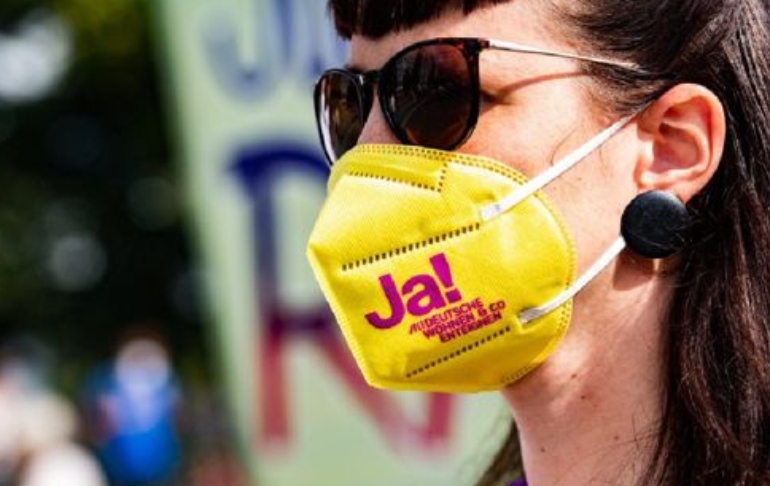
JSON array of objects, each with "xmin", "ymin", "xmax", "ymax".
[
  {"xmin": 459, "ymin": 82, "xmax": 593, "ymax": 177},
  {"xmin": 458, "ymin": 108, "xmax": 561, "ymax": 178},
  {"xmin": 545, "ymin": 135, "xmax": 641, "ymax": 275}
]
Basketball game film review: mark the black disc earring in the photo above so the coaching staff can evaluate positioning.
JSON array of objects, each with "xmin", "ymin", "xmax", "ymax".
[{"xmin": 620, "ymin": 190, "xmax": 691, "ymax": 259}]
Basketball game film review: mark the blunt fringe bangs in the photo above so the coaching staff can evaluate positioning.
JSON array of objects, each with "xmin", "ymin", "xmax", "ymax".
[{"xmin": 329, "ymin": 0, "xmax": 514, "ymax": 39}]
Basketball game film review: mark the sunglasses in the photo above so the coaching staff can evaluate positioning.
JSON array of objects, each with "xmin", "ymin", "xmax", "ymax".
[{"xmin": 314, "ymin": 37, "xmax": 639, "ymax": 164}]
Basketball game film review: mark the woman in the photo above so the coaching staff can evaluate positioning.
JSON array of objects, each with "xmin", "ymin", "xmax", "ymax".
[{"xmin": 307, "ymin": 0, "xmax": 770, "ymax": 484}]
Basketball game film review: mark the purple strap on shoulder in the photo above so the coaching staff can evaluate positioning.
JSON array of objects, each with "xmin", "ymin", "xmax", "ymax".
[{"xmin": 509, "ymin": 479, "xmax": 527, "ymax": 486}]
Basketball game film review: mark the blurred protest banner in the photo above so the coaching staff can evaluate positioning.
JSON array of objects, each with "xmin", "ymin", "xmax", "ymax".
[{"xmin": 151, "ymin": 1, "xmax": 508, "ymax": 484}]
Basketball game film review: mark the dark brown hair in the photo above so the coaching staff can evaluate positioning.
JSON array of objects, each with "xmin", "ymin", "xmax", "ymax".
[{"xmin": 326, "ymin": 0, "xmax": 770, "ymax": 484}]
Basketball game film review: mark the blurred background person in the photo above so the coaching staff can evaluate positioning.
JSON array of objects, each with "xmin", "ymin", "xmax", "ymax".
[
  {"xmin": 0, "ymin": 337, "xmax": 106, "ymax": 486},
  {"xmin": 81, "ymin": 330, "xmax": 181, "ymax": 486}
]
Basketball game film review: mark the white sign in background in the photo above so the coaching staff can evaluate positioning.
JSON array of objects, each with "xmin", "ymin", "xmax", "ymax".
[{"xmin": 152, "ymin": 1, "xmax": 509, "ymax": 484}]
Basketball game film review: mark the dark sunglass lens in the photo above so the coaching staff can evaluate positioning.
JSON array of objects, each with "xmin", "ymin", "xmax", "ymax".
[
  {"xmin": 315, "ymin": 71, "xmax": 366, "ymax": 163},
  {"xmin": 383, "ymin": 43, "xmax": 473, "ymax": 149}
]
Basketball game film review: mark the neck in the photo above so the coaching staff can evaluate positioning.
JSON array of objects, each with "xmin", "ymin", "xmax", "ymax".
[{"xmin": 502, "ymin": 257, "xmax": 669, "ymax": 486}]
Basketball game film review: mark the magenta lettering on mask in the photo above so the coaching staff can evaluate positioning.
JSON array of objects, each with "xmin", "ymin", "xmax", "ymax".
[{"xmin": 365, "ymin": 253, "xmax": 463, "ymax": 329}]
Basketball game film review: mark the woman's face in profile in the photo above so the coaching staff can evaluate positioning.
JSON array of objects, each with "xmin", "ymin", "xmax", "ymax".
[{"xmin": 346, "ymin": 0, "xmax": 643, "ymax": 313}]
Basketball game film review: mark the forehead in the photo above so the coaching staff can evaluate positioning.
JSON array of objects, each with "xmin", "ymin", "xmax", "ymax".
[{"xmin": 347, "ymin": 1, "xmax": 569, "ymax": 70}]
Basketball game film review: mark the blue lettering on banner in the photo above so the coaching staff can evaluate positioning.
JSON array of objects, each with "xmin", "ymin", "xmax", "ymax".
[
  {"xmin": 230, "ymin": 142, "xmax": 332, "ymax": 446},
  {"xmin": 230, "ymin": 144, "xmax": 458, "ymax": 455},
  {"xmin": 230, "ymin": 142, "xmax": 328, "ymax": 284},
  {"xmin": 200, "ymin": 0, "xmax": 347, "ymax": 101}
]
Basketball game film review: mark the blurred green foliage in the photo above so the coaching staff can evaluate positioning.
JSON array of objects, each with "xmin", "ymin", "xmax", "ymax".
[
  {"xmin": 0, "ymin": 0, "xmax": 209, "ymax": 386},
  {"xmin": 53, "ymin": 0, "xmax": 145, "ymax": 60}
]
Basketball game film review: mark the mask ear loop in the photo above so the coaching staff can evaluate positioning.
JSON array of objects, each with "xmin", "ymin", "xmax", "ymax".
[
  {"xmin": 479, "ymin": 113, "xmax": 640, "ymax": 325},
  {"xmin": 519, "ymin": 237, "xmax": 625, "ymax": 323},
  {"xmin": 480, "ymin": 114, "xmax": 635, "ymax": 221}
]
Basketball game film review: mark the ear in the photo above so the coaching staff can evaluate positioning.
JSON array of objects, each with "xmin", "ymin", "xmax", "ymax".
[{"xmin": 635, "ymin": 83, "xmax": 726, "ymax": 203}]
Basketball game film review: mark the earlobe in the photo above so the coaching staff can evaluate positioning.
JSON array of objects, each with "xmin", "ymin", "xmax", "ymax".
[{"xmin": 635, "ymin": 83, "xmax": 726, "ymax": 202}]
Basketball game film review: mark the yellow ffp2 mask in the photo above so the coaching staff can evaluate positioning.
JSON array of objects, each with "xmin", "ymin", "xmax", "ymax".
[{"xmin": 307, "ymin": 120, "xmax": 630, "ymax": 393}]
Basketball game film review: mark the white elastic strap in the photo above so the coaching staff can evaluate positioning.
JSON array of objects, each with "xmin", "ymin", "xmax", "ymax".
[
  {"xmin": 518, "ymin": 236, "xmax": 626, "ymax": 324},
  {"xmin": 480, "ymin": 115, "xmax": 634, "ymax": 222}
]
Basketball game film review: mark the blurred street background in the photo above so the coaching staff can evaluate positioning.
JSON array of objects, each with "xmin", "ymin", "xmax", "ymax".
[
  {"xmin": 0, "ymin": 1, "xmax": 509, "ymax": 485},
  {"xmin": 0, "ymin": 0, "xmax": 245, "ymax": 485}
]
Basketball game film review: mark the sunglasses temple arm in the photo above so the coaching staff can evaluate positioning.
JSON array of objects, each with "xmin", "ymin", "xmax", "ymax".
[{"xmin": 487, "ymin": 39, "xmax": 641, "ymax": 71}]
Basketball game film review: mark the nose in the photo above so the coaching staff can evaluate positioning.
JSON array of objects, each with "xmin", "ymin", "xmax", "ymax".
[{"xmin": 357, "ymin": 97, "xmax": 400, "ymax": 146}]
